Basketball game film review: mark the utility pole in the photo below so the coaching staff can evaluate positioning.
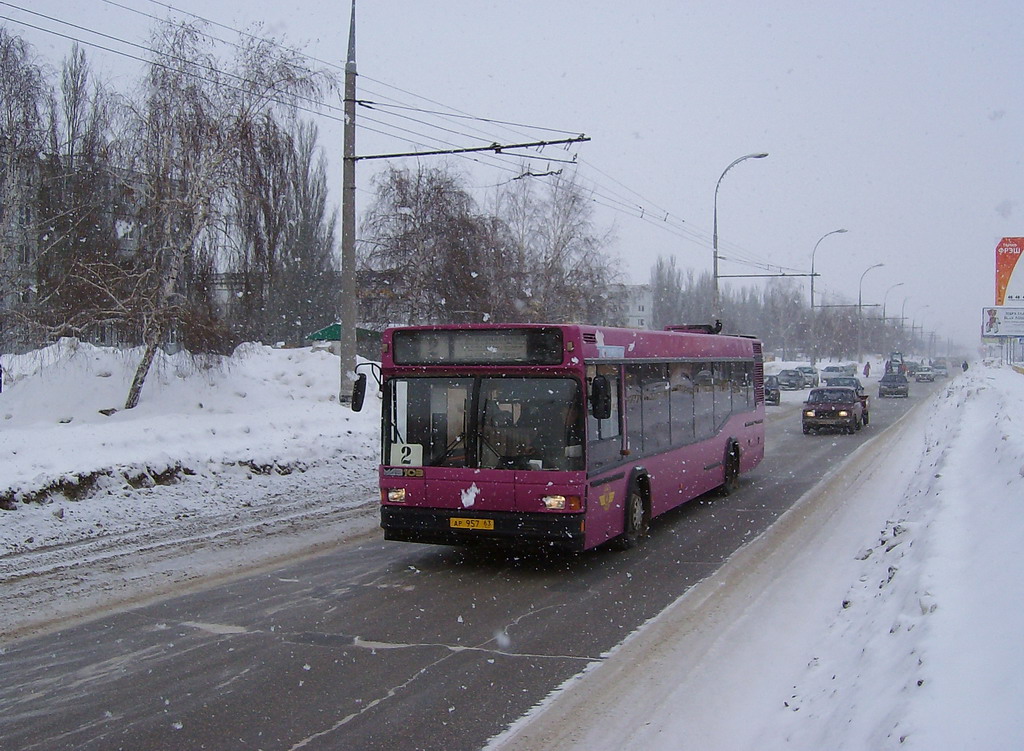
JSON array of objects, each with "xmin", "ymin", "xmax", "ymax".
[
  {"xmin": 339, "ymin": 0, "xmax": 358, "ymax": 405},
  {"xmin": 334, "ymin": 0, "xmax": 588, "ymax": 404}
]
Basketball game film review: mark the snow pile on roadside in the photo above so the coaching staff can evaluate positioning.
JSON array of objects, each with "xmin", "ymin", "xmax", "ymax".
[
  {"xmin": 0, "ymin": 339, "xmax": 379, "ymax": 553},
  {"xmin": 490, "ymin": 362, "xmax": 1024, "ymax": 751},
  {"xmin": 762, "ymin": 363, "xmax": 1024, "ymax": 750}
]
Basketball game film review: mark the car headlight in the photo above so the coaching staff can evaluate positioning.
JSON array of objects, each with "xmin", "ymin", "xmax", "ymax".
[
  {"xmin": 838, "ymin": 410, "xmax": 849, "ymax": 417},
  {"xmin": 804, "ymin": 410, "xmax": 815, "ymax": 418}
]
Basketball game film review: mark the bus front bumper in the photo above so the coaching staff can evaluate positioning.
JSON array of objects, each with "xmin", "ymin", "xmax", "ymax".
[{"xmin": 380, "ymin": 506, "xmax": 586, "ymax": 552}]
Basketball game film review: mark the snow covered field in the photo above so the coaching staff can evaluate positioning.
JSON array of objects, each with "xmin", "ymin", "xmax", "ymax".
[{"xmin": 2, "ymin": 342, "xmax": 1023, "ymax": 749}]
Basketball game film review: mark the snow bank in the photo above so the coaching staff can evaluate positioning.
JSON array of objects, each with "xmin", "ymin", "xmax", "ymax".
[{"xmin": 0, "ymin": 340, "xmax": 379, "ymax": 552}]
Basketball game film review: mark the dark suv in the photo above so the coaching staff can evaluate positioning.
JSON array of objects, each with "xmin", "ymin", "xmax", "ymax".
[
  {"xmin": 878, "ymin": 373, "xmax": 909, "ymax": 398},
  {"xmin": 824, "ymin": 376, "xmax": 870, "ymax": 425},
  {"xmin": 777, "ymin": 369, "xmax": 805, "ymax": 390}
]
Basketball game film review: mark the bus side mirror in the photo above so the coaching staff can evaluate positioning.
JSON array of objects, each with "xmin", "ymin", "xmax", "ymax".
[
  {"xmin": 590, "ymin": 375, "xmax": 612, "ymax": 420},
  {"xmin": 351, "ymin": 373, "xmax": 367, "ymax": 412}
]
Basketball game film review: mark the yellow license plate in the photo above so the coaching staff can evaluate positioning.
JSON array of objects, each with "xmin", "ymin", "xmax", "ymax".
[{"xmin": 450, "ymin": 517, "xmax": 494, "ymax": 530}]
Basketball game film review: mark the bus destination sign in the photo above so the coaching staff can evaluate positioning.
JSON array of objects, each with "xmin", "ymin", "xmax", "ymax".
[{"xmin": 392, "ymin": 328, "xmax": 564, "ymax": 365}]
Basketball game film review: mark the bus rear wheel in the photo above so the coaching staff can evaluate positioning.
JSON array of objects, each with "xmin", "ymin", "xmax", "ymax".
[{"xmin": 720, "ymin": 442, "xmax": 740, "ymax": 495}]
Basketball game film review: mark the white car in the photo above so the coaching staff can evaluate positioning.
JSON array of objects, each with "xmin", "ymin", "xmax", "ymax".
[{"xmin": 915, "ymin": 366, "xmax": 935, "ymax": 382}]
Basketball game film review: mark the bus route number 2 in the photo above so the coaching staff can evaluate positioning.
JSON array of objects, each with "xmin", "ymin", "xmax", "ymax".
[{"xmin": 390, "ymin": 443, "xmax": 424, "ymax": 467}]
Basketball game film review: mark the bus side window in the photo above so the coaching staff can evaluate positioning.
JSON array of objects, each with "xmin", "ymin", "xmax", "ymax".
[
  {"xmin": 694, "ymin": 365, "xmax": 715, "ymax": 441},
  {"xmin": 669, "ymin": 362, "xmax": 696, "ymax": 446},
  {"xmin": 628, "ymin": 363, "xmax": 671, "ymax": 455},
  {"xmin": 713, "ymin": 362, "xmax": 732, "ymax": 430}
]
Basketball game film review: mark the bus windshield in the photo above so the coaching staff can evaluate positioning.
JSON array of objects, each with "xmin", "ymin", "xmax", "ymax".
[{"xmin": 385, "ymin": 377, "xmax": 584, "ymax": 471}]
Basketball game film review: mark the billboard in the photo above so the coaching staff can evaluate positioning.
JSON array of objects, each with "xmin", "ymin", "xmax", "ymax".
[
  {"xmin": 982, "ymin": 307, "xmax": 1024, "ymax": 337},
  {"xmin": 996, "ymin": 237, "xmax": 1024, "ymax": 305}
]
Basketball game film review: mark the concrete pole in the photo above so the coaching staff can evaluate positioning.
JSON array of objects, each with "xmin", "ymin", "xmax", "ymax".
[{"xmin": 339, "ymin": 0, "xmax": 358, "ymax": 405}]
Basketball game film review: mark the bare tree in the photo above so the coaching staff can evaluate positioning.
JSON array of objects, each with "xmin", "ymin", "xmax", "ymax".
[
  {"xmin": 272, "ymin": 120, "xmax": 339, "ymax": 342},
  {"xmin": 487, "ymin": 174, "xmax": 545, "ymax": 319},
  {"xmin": 33, "ymin": 45, "xmax": 125, "ymax": 343},
  {"xmin": 122, "ymin": 21, "xmax": 332, "ymax": 409},
  {"xmin": 359, "ymin": 163, "xmax": 478, "ymax": 325},
  {"xmin": 650, "ymin": 256, "xmax": 686, "ymax": 329},
  {"xmin": 230, "ymin": 118, "xmax": 337, "ymax": 343},
  {"xmin": 0, "ymin": 28, "xmax": 48, "ymax": 352},
  {"xmin": 231, "ymin": 110, "xmax": 294, "ymax": 340},
  {"xmin": 493, "ymin": 170, "xmax": 620, "ymax": 323}
]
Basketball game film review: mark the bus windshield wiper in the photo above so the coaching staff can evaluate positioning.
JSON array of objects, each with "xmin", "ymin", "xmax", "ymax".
[{"xmin": 431, "ymin": 434, "xmax": 465, "ymax": 466}]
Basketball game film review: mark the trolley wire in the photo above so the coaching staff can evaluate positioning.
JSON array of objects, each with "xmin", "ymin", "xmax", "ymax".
[{"xmin": 2, "ymin": 0, "xmax": 804, "ymax": 276}]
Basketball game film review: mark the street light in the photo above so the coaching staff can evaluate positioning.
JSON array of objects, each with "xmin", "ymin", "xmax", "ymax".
[
  {"xmin": 909, "ymin": 304, "xmax": 931, "ymax": 355},
  {"xmin": 882, "ymin": 282, "xmax": 904, "ymax": 323},
  {"xmin": 712, "ymin": 152, "xmax": 768, "ymax": 323},
  {"xmin": 899, "ymin": 297, "xmax": 911, "ymax": 350},
  {"xmin": 857, "ymin": 263, "xmax": 884, "ymax": 363},
  {"xmin": 809, "ymin": 228, "xmax": 848, "ymax": 366},
  {"xmin": 881, "ymin": 282, "xmax": 904, "ymax": 352}
]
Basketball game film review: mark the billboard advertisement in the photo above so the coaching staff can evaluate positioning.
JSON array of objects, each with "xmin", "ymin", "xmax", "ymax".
[
  {"xmin": 996, "ymin": 237, "xmax": 1024, "ymax": 305},
  {"xmin": 982, "ymin": 307, "xmax": 1024, "ymax": 337}
]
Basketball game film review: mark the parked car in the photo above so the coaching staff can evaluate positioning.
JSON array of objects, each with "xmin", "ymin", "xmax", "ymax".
[
  {"xmin": 878, "ymin": 372, "xmax": 910, "ymax": 398},
  {"xmin": 802, "ymin": 386, "xmax": 864, "ymax": 434},
  {"xmin": 820, "ymin": 364, "xmax": 855, "ymax": 379},
  {"xmin": 824, "ymin": 375, "xmax": 862, "ymax": 389},
  {"xmin": 915, "ymin": 366, "xmax": 935, "ymax": 382},
  {"xmin": 764, "ymin": 375, "xmax": 781, "ymax": 405},
  {"xmin": 823, "ymin": 376, "xmax": 870, "ymax": 425},
  {"xmin": 795, "ymin": 366, "xmax": 819, "ymax": 387},
  {"xmin": 777, "ymin": 369, "xmax": 805, "ymax": 390}
]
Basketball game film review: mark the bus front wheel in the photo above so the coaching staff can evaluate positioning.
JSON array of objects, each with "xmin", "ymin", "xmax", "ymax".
[{"xmin": 615, "ymin": 487, "xmax": 649, "ymax": 550}]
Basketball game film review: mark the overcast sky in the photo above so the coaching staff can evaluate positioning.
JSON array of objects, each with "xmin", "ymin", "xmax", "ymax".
[{"xmin": 8, "ymin": 0, "xmax": 1023, "ymax": 350}]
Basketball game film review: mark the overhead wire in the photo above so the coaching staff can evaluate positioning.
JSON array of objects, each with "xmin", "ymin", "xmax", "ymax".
[
  {"xmin": 0, "ymin": 1, "xmax": 565, "ymax": 181},
  {"xmin": 43, "ymin": 0, "xmax": 739, "ymax": 257},
  {"xmin": 5, "ymin": 0, "xmax": 801, "ymax": 278}
]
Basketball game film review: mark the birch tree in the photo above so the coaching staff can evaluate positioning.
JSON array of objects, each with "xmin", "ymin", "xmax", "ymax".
[{"xmin": 123, "ymin": 21, "xmax": 331, "ymax": 409}]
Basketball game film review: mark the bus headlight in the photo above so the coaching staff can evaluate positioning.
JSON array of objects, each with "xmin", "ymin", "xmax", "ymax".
[
  {"xmin": 387, "ymin": 488, "xmax": 407, "ymax": 503},
  {"xmin": 542, "ymin": 495, "xmax": 582, "ymax": 511}
]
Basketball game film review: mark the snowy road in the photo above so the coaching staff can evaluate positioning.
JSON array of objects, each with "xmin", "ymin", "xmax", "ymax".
[
  {"xmin": 0, "ymin": 380, "xmax": 932, "ymax": 750},
  {"xmin": 0, "ymin": 463, "xmax": 381, "ymax": 641}
]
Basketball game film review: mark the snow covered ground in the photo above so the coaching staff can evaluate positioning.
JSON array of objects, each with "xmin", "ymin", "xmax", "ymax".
[
  {"xmin": 0, "ymin": 339, "xmax": 382, "ymax": 639},
  {"xmin": 2, "ymin": 342, "xmax": 1023, "ymax": 749}
]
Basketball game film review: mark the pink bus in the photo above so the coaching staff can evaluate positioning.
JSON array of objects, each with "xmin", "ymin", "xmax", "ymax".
[{"xmin": 353, "ymin": 323, "xmax": 765, "ymax": 552}]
